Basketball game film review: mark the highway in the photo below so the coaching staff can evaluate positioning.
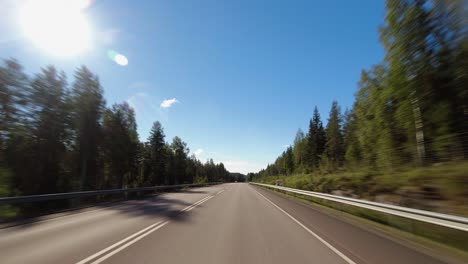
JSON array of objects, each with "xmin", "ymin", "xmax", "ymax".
[{"xmin": 0, "ymin": 183, "xmax": 454, "ymax": 264}]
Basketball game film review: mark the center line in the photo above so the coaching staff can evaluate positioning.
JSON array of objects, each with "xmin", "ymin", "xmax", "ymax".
[{"xmin": 76, "ymin": 195, "xmax": 214, "ymax": 264}]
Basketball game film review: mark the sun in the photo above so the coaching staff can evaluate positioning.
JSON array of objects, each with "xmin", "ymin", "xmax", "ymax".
[{"xmin": 19, "ymin": 0, "xmax": 92, "ymax": 57}]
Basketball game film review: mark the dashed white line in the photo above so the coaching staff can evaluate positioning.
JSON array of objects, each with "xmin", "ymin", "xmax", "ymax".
[{"xmin": 251, "ymin": 187, "xmax": 357, "ymax": 264}]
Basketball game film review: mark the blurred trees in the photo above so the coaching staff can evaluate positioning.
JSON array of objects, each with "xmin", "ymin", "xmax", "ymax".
[
  {"xmin": 0, "ymin": 61, "xmax": 234, "ymax": 197},
  {"xmin": 102, "ymin": 102, "xmax": 139, "ymax": 188},
  {"xmin": 71, "ymin": 66, "xmax": 105, "ymax": 190},
  {"xmin": 253, "ymin": 0, "xmax": 467, "ymax": 179}
]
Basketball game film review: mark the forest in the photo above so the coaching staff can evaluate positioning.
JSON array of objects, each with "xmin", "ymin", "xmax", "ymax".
[
  {"xmin": 251, "ymin": 0, "xmax": 467, "ymax": 211},
  {"xmin": 0, "ymin": 62, "xmax": 242, "ymax": 199}
]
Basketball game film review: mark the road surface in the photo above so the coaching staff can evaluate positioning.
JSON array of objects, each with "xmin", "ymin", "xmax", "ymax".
[{"xmin": 0, "ymin": 183, "xmax": 453, "ymax": 264}]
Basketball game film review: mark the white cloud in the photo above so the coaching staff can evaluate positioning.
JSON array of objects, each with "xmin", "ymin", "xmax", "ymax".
[
  {"xmin": 282, "ymin": 144, "xmax": 291, "ymax": 148},
  {"xmin": 194, "ymin": 148, "xmax": 204, "ymax": 157},
  {"xmin": 160, "ymin": 98, "xmax": 178, "ymax": 108}
]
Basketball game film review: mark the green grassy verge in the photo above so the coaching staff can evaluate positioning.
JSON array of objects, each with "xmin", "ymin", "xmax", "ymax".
[{"xmin": 255, "ymin": 161, "xmax": 468, "ymax": 217}]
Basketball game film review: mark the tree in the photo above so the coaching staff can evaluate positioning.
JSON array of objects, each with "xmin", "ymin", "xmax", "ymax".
[
  {"xmin": 306, "ymin": 106, "xmax": 326, "ymax": 168},
  {"xmin": 0, "ymin": 59, "xmax": 30, "ymax": 196},
  {"xmin": 102, "ymin": 102, "xmax": 139, "ymax": 188},
  {"xmin": 147, "ymin": 121, "xmax": 166, "ymax": 185},
  {"xmin": 343, "ymin": 108, "xmax": 361, "ymax": 167},
  {"xmin": 27, "ymin": 66, "xmax": 70, "ymax": 194},
  {"xmin": 0, "ymin": 59, "xmax": 30, "ymax": 159},
  {"xmin": 293, "ymin": 129, "xmax": 307, "ymax": 170},
  {"xmin": 70, "ymin": 66, "xmax": 105, "ymax": 190},
  {"xmin": 284, "ymin": 146, "xmax": 294, "ymax": 175},
  {"xmin": 325, "ymin": 101, "xmax": 344, "ymax": 168},
  {"xmin": 169, "ymin": 136, "xmax": 189, "ymax": 184}
]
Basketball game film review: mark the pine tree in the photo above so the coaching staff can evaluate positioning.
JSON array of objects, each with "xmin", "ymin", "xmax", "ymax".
[
  {"xmin": 293, "ymin": 128, "xmax": 307, "ymax": 170},
  {"xmin": 28, "ymin": 66, "xmax": 70, "ymax": 193},
  {"xmin": 102, "ymin": 102, "xmax": 139, "ymax": 188},
  {"xmin": 169, "ymin": 136, "xmax": 189, "ymax": 184},
  {"xmin": 71, "ymin": 66, "xmax": 105, "ymax": 190},
  {"xmin": 306, "ymin": 106, "xmax": 326, "ymax": 169},
  {"xmin": 147, "ymin": 121, "xmax": 166, "ymax": 185},
  {"xmin": 284, "ymin": 146, "xmax": 294, "ymax": 175},
  {"xmin": 326, "ymin": 101, "xmax": 344, "ymax": 169}
]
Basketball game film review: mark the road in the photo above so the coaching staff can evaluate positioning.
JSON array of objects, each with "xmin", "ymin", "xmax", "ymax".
[{"xmin": 0, "ymin": 183, "xmax": 453, "ymax": 264}]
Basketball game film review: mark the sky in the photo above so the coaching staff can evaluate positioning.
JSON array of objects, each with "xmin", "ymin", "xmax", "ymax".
[{"xmin": 0, "ymin": 0, "xmax": 385, "ymax": 174}]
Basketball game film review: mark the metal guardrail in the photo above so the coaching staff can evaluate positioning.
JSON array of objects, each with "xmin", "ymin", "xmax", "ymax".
[
  {"xmin": 250, "ymin": 182, "xmax": 468, "ymax": 232},
  {"xmin": 0, "ymin": 183, "xmax": 219, "ymax": 205}
]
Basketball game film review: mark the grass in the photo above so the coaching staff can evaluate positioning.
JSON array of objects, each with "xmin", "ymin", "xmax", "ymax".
[
  {"xmin": 254, "ymin": 162, "xmax": 468, "ymax": 254},
  {"xmin": 256, "ymin": 161, "xmax": 468, "ymax": 216}
]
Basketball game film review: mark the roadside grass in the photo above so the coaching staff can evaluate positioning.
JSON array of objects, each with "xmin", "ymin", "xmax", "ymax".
[
  {"xmin": 256, "ymin": 162, "xmax": 468, "ymax": 216},
  {"xmin": 254, "ymin": 162, "xmax": 468, "ymax": 254}
]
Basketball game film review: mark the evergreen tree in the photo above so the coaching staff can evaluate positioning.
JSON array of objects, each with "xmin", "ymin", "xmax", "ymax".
[
  {"xmin": 102, "ymin": 102, "xmax": 139, "ymax": 188},
  {"xmin": 293, "ymin": 129, "xmax": 307, "ymax": 170},
  {"xmin": 284, "ymin": 146, "xmax": 294, "ymax": 175},
  {"xmin": 169, "ymin": 136, "xmax": 189, "ymax": 184},
  {"xmin": 28, "ymin": 66, "xmax": 70, "ymax": 193},
  {"xmin": 306, "ymin": 106, "xmax": 326, "ymax": 168},
  {"xmin": 147, "ymin": 121, "xmax": 166, "ymax": 185},
  {"xmin": 325, "ymin": 101, "xmax": 344, "ymax": 168},
  {"xmin": 71, "ymin": 66, "xmax": 105, "ymax": 190}
]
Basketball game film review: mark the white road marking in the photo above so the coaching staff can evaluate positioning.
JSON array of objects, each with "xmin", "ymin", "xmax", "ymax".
[
  {"xmin": 89, "ymin": 221, "xmax": 169, "ymax": 264},
  {"xmin": 252, "ymin": 187, "xmax": 357, "ymax": 264},
  {"xmin": 216, "ymin": 190, "xmax": 225, "ymax": 195},
  {"xmin": 76, "ymin": 195, "xmax": 214, "ymax": 264}
]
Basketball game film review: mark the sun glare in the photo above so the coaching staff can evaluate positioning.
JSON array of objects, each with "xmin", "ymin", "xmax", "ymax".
[{"xmin": 19, "ymin": 0, "xmax": 92, "ymax": 57}]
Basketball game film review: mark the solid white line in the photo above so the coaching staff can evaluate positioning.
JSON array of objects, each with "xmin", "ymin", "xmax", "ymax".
[
  {"xmin": 76, "ymin": 195, "xmax": 214, "ymax": 264},
  {"xmin": 185, "ymin": 196, "xmax": 213, "ymax": 212},
  {"xmin": 90, "ymin": 195, "xmax": 214, "ymax": 264},
  {"xmin": 75, "ymin": 221, "xmax": 165, "ymax": 264},
  {"xmin": 89, "ymin": 221, "xmax": 170, "ymax": 264},
  {"xmin": 216, "ymin": 190, "xmax": 225, "ymax": 195},
  {"xmin": 251, "ymin": 187, "xmax": 357, "ymax": 264},
  {"xmin": 181, "ymin": 196, "xmax": 213, "ymax": 212}
]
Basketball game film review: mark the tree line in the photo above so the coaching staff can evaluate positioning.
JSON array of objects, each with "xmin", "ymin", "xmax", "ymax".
[
  {"xmin": 254, "ymin": 0, "xmax": 467, "ymax": 179},
  {"xmin": 0, "ymin": 61, "xmax": 236, "ymax": 197}
]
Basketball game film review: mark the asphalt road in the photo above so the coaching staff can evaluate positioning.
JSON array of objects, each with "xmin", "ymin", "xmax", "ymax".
[{"xmin": 0, "ymin": 183, "xmax": 453, "ymax": 264}]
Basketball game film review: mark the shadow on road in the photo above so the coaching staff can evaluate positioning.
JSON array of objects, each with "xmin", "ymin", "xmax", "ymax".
[
  {"xmin": 2, "ymin": 192, "xmax": 208, "ymax": 230},
  {"xmin": 104, "ymin": 196, "xmax": 200, "ymax": 222}
]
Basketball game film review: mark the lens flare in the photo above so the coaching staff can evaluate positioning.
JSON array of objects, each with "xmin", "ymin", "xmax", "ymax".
[
  {"xmin": 115, "ymin": 54, "xmax": 128, "ymax": 66},
  {"xmin": 107, "ymin": 50, "xmax": 128, "ymax": 66}
]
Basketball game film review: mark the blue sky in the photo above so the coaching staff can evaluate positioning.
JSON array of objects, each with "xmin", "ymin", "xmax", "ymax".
[{"xmin": 0, "ymin": 0, "xmax": 385, "ymax": 174}]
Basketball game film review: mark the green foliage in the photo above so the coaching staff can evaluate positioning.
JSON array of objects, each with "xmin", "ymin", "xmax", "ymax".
[
  {"xmin": 325, "ymin": 101, "xmax": 344, "ymax": 169},
  {"xmin": 0, "ymin": 59, "xmax": 233, "ymax": 203},
  {"xmin": 306, "ymin": 107, "xmax": 326, "ymax": 168},
  {"xmin": 255, "ymin": 0, "xmax": 467, "ymax": 183},
  {"xmin": 71, "ymin": 66, "xmax": 105, "ymax": 190},
  {"xmin": 102, "ymin": 102, "xmax": 139, "ymax": 188}
]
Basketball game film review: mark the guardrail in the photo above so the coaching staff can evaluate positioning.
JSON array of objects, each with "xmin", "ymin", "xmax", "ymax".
[
  {"xmin": 0, "ymin": 183, "xmax": 219, "ymax": 205},
  {"xmin": 250, "ymin": 182, "xmax": 468, "ymax": 232}
]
